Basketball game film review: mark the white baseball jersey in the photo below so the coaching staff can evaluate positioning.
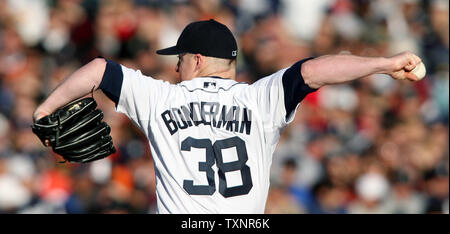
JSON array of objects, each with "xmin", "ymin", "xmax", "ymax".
[{"xmin": 99, "ymin": 58, "xmax": 316, "ymax": 214}]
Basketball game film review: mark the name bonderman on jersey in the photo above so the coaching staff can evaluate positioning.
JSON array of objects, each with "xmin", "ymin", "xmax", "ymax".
[{"xmin": 161, "ymin": 101, "xmax": 252, "ymax": 135}]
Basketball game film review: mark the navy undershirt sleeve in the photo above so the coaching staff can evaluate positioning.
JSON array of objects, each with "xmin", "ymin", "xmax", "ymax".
[
  {"xmin": 98, "ymin": 57, "xmax": 123, "ymax": 107},
  {"xmin": 282, "ymin": 57, "xmax": 318, "ymax": 119}
]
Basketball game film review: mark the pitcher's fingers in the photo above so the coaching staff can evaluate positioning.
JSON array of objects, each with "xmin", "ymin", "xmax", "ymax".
[
  {"xmin": 405, "ymin": 72, "xmax": 419, "ymax": 82},
  {"xmin": 404, "ymin": 62, "xmax": 416, "ymax": 72}
]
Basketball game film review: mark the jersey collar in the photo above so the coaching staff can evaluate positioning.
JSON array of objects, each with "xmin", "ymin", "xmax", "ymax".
[{"xmin": 178, "ymin": 77, "xmax": 242, "ymax": 92}]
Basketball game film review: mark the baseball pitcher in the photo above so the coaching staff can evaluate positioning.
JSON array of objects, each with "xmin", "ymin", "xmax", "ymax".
[{"xmin": 32, "ymin": 19, "xmax": 423, "ymax": 213}]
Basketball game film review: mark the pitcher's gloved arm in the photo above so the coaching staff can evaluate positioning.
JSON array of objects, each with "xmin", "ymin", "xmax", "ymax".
[{"xmin": 33, "ymin": 58, "xmax": 107, "ymax": 121}]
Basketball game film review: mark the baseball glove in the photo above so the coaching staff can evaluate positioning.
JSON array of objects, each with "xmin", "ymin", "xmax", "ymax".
[{"xmin": 31, "ymin": 97, "xmax": 116, "ymax": 163}]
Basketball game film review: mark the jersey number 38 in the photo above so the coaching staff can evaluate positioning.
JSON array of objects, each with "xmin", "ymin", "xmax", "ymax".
[{"xmin": 181, "ymin": 136, "xmax": 253, "ymax": 198}]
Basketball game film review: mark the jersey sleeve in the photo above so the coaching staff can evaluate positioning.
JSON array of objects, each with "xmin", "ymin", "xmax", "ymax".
[
  {"xmin": 249, "ymin": 58, "xmax": 318, "ymax": 130},
  {"xmin": 99, "ymin": 58, "xmax": 169, "ymax": 126}
]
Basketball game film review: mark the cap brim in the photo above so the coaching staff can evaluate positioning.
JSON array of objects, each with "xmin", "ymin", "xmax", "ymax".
[{"xmin": 156, "ymin": 46, "xmax": 184, "ymax": 55}]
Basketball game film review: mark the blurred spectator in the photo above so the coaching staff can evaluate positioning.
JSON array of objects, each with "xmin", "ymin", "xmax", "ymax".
[
  {"xmin": 421, "ymin": 167, "xmax": 449, "ymax": 214},
  {"xmin": 309, "ymin": 178, "xmax": 349, "ymax": 214},
  {"xmin": 383, "ymin": 170, "xmax": 426, "ymax": 214},
  {"xmin": 348, "ymin": 171, "xmax": 392, "ymax": 214},
  {"xmin": 265, "ymin": 185, "xmax": 305, "ymax": 214}
]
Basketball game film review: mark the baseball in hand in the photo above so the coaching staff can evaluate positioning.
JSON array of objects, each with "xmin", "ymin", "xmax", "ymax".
[{"xmin": 411, "ymin": 62, "xmax": 426, "ymax": 80}]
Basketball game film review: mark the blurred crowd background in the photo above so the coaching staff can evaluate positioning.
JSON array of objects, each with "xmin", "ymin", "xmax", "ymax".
[{"xmin": 0, "ymin": 0, "xmax": 448, "ymax": 214}]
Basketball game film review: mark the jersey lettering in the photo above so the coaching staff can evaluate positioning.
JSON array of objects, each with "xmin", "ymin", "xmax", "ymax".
[
  {"xmin": 161, "ymin": 110, "xmax": 178, "ymax": 135},
  {"xmin": 161, "ymin": 102, "xmax": 252, "ymax": 135}
]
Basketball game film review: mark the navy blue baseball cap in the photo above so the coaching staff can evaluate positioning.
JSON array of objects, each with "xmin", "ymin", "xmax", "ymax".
[{"xmin": 156, "ymin": 19, "xmax": 238, "ymax": 60}]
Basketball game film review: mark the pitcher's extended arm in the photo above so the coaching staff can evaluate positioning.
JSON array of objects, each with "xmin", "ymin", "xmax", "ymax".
[{"xmin": 301, "ymin": 51, "xmax": 422, "ymax": 89}]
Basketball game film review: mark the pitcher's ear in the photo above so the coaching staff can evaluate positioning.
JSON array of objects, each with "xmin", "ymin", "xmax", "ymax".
[{"xmin": 195, "ymin": 54, "xmax": 203, "ymax": 70}]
